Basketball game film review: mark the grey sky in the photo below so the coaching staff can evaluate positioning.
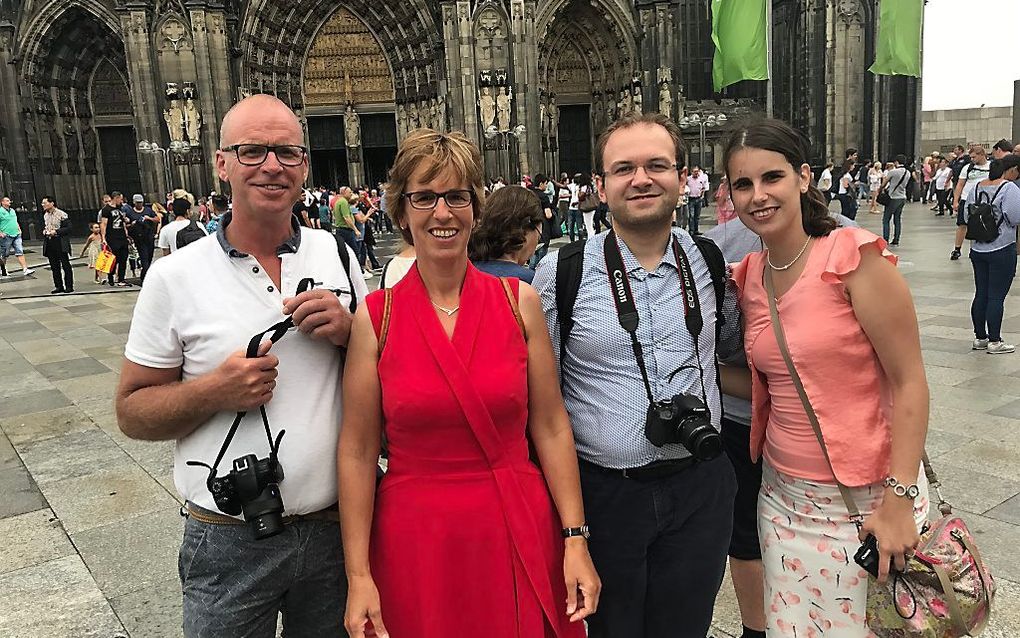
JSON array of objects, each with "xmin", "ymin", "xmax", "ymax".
[{"xmin": 922, "ymin": 0, "xmax": 1020, "ymax": 111}]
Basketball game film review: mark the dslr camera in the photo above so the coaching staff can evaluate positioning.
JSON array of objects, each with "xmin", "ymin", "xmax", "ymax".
[
  {"xmin": 210, "ymin": 454, "xmax": 286, "ymax": 540},
  {"xmin": 645, "ymin": 394, "xmax": 722, "ymax": 461}
]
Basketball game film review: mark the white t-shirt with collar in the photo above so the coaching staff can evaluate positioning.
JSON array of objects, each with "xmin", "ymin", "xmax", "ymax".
[{"xmin": 125, "ymin": 226, "xmax": 368, "ymax": 517}]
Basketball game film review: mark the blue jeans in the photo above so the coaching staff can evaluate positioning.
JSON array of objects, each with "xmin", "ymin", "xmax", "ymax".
[
  {"xmin": 837, "ymin": 193, "xmax": 857, "ymax": 220},
  {"xmin": 882, "ymin": 198, "xmax": 906, "ymax": 243},
  {"xmin": 568, "ymin": 208, "xmax": 584, "ymax": 241},
  {"xmin": 179, "ymin": 515, "xmax": 347, "ymax": 637},
  {"xmin": 970, "ymin": 245, "xmax": 1018, "ymax": 342},
  {"xmin": 687, "ymin": 198, "xmax": 703, "ymax": 235},
  {"xmin": 336, "ymin": 228, "xmax": 358, "ymax": 256},
  {"xmin": 0, "ymin": 233, "xmax": 24, "ymax": 257}
]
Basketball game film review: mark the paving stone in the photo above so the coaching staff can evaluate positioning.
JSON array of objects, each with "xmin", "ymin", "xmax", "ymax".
[
  {"xmin": 0, "ymin": 466, "xmax": 47, "ymax": 518},
  {"xmin": 18, "ymin": 428, "xmax": 136, "ymax": 486},
  {"xmin": 109, "ymin": 576, "xmax": 183, "ymax": 638},
  {"xmin": 953, "ymin": 374, "xmax": 1020, "ymax": 399},
  {"xmin": 114, "ymin": 435, "xmax": 175, "ymax": 479},
  {"xmin": 0, "ymin": 406, "xmax": 96, "ymax": 446},
  {"xmin": 71, "ymin": 508, "xmax": 184, "ymax": 599},
  {"xmin": 986, "ymin": 493, "xmax": 1020, "ymax": 526},
  {"xmin": 0, "ymin": 508, "xmax": 76, "ymax": 574},
  {"xmin": 990, "ymin": 398, "xmax": 1020, "ymax": 420},
  {"xmin": 65, "ymin": 303, "xmax": 113, "ymax": 316},
  {"xmin": 0, "ymin": 430, "xmax": 19, "ymax": 471},
  {"xmin": 0, "ymin": 369, "xmax": 53, "ymax": 400},
  {"xmin": 923, "ymin": 427, "xmax": 975, "ymax": 459},
  {"xmin": 926, "ymin": 461, "xmax": 1020, "ymax": 514},
  {"xmin": 0, "ymin": 388, "xmax": 72, "ymax": 418},
  {"xmin": 929, "ymin": 384, "xmax": 1018, "ymax": 412},
  {"xmin": 928, "ymin": 405, "xmax": 1020, "ymax": 443},
  {"xmin": 41, "ymin": 464, "xmax": 180, "ymax": 534},
  {"xmin": 0, "ymin": 555, "xmax": 126, "ymax": 638},
  {"xmin": 54, "ymin": 371, "xmax": 118, "ymax": 403},
  {"xmin": 33, "ymin": 356, "xmax": 109, "ymax": 382},
  {"xmin": 99, "ymin": 320, "xmax": 133, "ymax": 335},
  {"xmin": 923, "ymin": 363, "xmax": 982, "ymax": 387},
  {"xmin": 12, "ymin": 337, "xmax": 88, "ymax": 365},
  {"xmin": 0, "ymin": 323, "xmax": 55, "ymax": 343},
  {"xmin": 6, "ymin": 300, "xmax": 57, "ymax": 311}
]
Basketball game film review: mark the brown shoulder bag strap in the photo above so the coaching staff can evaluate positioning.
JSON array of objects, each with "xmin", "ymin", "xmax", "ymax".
[
  {"xmin": 500, "ymin": 277, "xmax": 527, "ymax": 339},
  {"xmin": 378, "ymin": 288, "xmax": 393, "ymax": 355}
]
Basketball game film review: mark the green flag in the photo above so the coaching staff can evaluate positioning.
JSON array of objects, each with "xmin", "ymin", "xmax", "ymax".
[
  {"xmin": 869, "ymin": 0, "xmax": 923, "ymax": 77},
  {"xmin": 711, "ymin": 0, "xmax": 769, "ymax": 92}
]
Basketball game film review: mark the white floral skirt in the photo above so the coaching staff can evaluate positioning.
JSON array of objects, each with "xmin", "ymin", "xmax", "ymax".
[{"xmin": 759, "ymin": 463, "xmax": 929, "ymax": 638}]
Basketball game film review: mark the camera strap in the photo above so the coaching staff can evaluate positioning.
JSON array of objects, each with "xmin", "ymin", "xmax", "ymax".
[
  {"xmin": 187, "ymin": 277, "xmax": 317, "ymax": 490},
  {"xmin": 602, "ymin": 231, "xmax": 705, "ymax": 407}
]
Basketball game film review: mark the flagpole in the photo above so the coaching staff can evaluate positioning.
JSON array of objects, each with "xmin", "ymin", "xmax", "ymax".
[{"xmin": 766, "ymin": 0, "xmax": 774, "ymax": 117}]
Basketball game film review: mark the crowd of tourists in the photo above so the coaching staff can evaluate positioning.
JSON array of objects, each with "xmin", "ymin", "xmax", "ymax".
[{"xmin": 105, "ymin": 93, "xmax": 1014, "ymax": 638}]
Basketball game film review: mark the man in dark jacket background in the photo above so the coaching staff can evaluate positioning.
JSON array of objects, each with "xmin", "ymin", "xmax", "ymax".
[{"xmin": 41, "ymin": 196, "xmax": 74, "ymax": 294}]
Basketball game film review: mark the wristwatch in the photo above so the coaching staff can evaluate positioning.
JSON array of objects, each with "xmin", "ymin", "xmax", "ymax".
[
  {"xmin": 883, "ymin": 476, "xmax": 920, "ymax": 499},
  {"xmin": 562, "ymin": 524, "xmax": 590, "ymax": 539}
]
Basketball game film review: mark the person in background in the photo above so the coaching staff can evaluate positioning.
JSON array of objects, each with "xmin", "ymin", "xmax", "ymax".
[
  {"xmin": 685, "ymin": 165, "xmax": 710, "ymax": 234},
  {"xmin": 868, "ymin": 161, "xmax": 883, "ymax": 214},
  {"xmin": 933, "ymin": 157, "xmax": 953, "ymax": 216},
  {"xmin": 0, "ymin": 196, "xmax": 34, "ymax": 277},
  {"xmin": 41, "ymin": 196, "xmax": 73, "ymax": 294},
  {"xmin": 530, "ymin": 174, "xmax": 558, "ymax": 268},
  {"xmin": 469, "ymin": 184, "xmax": 544, "ymax": 284},
  {"xmin": 817, "ymin": 162, "xmax": 834, "ymax": 205}
]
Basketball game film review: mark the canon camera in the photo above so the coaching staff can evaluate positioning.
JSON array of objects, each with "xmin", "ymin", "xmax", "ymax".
[{"xmin": 644, "ymin": 394, "xmax": 722, "ymax": 461}]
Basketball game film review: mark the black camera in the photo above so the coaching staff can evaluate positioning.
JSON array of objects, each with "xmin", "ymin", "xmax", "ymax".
[
  {"xmin": 210, "ymin": 454, "xmax": 286, "ymax": 540},
  {"xmin": 644, "ymin": 394, "xmax": 722, "ymax": 461}
]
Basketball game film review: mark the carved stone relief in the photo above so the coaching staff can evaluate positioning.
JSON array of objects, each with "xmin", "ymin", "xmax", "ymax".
[
  {"xmin": 303, "ymin": 8, "xmax": 394, "ymax": 106},
  {"xmin": 159, "ymin": 17, "xmax": 193, "ymax": 54}
]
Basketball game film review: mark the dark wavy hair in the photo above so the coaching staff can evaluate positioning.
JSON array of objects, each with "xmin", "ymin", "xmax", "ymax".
[
  {"xmin": 468, "ymin": 185, "xmax": 544, "ymax": 262},
  {"xmin": 723, "ymin": 118, "xmax": 837, "ymax": 237}
]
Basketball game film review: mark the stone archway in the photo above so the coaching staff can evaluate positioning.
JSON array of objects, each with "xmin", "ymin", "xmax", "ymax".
[
  {"xmin": 538, "ymin": 0, "xmax": 638, "ymax": 175},
  {"xmin": 18, "ymin": 0, "xmax": 136, "ymax": 212}
]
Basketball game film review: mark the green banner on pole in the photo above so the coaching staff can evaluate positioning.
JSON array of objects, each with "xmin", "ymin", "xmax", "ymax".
[
  {"xmin": 869, "ymin": 0, "xmax": 924, "ymax": 77},
  {"xmin": 711, "ymin": 0, "xmax": 769, "ymax": 92}
]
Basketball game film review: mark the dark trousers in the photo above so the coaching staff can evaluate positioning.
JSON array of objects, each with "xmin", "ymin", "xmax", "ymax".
[
  {"xmin": 106, "ymin": 242, "xmax": 129, "ymax": 284},
  {"xmin": 594, "ymin": 203, "xmax": 610, "ymax": 234},
  {"xmin": 580, "ymin": 454, "xmax": 736, "ymax": 638},
  {"xmin": 688, "ymin": 198, "xmax": 703, "ymax": 234},
  {"xmin": 48, "ymin": 251, "xmax": 73, "ymax": 291},
  {"xmin": 837, "ymin": 193, "xmax": 857, "ymax": 220},
  {"xmin": 935, "ymin": 188, "xmax": 951, "ymax": 214},
  {"xmin": 137, "ymin": 240, "xmax": 154, "ymax": 284},
  {"xmin": 568, "ymin": 209, "xmax": 584, "ymax": 241},
  {"xmin": 882, "ymin": 198, "xmax": 906, "ymax": 243},
  {"xmin": 970, "ymin": 245, "xmax": 1017, "ymax": 342}
]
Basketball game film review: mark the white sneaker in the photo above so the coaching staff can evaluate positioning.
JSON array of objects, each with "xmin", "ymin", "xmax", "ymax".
[
  {"xmin": 972, "ymin": 338, "xmax": 989, "ymax": 350},
  {"xmin": 363, "ymin": 271, "xmax": 374, "ymax": 280},
  {"xmin": 987, "ymin": 341, "xmax": 1015, "ymax": 355},
  {"xmin": 23, "ymin": 268, "xmax": 34, "ymax": 276}
]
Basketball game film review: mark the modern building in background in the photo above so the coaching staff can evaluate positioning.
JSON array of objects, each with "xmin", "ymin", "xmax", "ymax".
[
  {"xmin": 0, "ymin": 0, "xmax": 918, "ymax": 224},
  {"xmin": 922, "ymin": 107, "xmax": 1014, "ymax": 156}
]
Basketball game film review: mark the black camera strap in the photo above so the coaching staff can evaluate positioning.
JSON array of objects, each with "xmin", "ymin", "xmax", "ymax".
[
  {"xmin": 602, "ymin": 231, "xmax": 708, "ymax": 408},
  {"xmin": 186, "ymin": 277, "xmax": 318, "ymax": 490}
]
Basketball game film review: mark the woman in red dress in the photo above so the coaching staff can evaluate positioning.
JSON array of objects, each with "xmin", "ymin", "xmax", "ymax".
[{"xmin": 339, "ymin": 129, "xmax": 600, "ymax": 638}]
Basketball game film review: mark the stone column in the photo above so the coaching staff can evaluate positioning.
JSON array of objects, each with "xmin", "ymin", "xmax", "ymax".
[
  {"xmin": 509, "ymin": 0, "xmax": 540, "ymax": 177},
  {"xmin": 187, "ymin": 3, "xmax": 234, "ymax": 193},
  {"xmin": 0, "ymin": 23, "xmax": 36, "ymax": 206},
  {"xmin": 825, "ymin": 0, "xmax": 866, "ymax": 163},
  {"xmin": 120, "ymin": 7, "xmax": 165, "ymax": 200},
  {"xmin": 1012, "ymin": 80, "xmax": 1020, "ymax": 144},
  {"xmin": 654, "ymin": 3, "xmax": 676, "ymax": 118},
  {"xmin": 638, "ymin": 7, "xmax": 656, "ymax": 114},
  {"xmin": 442, "ymin": 1, "xmax": 479, "ymax": 149}
]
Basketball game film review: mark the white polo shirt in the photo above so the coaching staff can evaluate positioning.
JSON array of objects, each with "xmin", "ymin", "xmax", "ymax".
[{"xmin": 125, "ymin": 214, "xmax": 368, "ymax": 516}]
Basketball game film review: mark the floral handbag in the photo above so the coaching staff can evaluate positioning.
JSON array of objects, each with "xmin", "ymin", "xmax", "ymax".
[
  {"xmin": 765, "ymin": 267, "xmax": 995, "ymax": 638},
  {"xmin": 864, "ymin": 463, "xmax": 995, "ymax": 637}
]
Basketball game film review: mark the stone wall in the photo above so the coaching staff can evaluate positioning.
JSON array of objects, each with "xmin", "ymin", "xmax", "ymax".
[{"xmin": 922, "ymin": 107, "xmax": 1014, "ymax": 154}]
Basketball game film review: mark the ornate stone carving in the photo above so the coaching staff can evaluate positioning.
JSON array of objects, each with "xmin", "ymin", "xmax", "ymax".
[
  {"xmin": 164, "ymin": 99, "xmax": 186, "ymax": 142},
  {"xmin": 159, "ymin": 17, "xmax": 192, "ymax": 53},
  {"xmin": 495, "ymin": 86, "xmax": 511, "ymax": 132},
  {"xmin": 478, "ymin": 86, "xmax": 495, "ymax": 129},
  {"xmin": 344, "ymin": 105, "xmax": 361, "ymax": 147},
  {"xmin": 63, "ymin": 122, "xmax": 79, "ymax": 166},
  {"xmin": 548, "ymin": 96, "xmax": 558, "ymax": 138},
  {"xmin": 302, "ymin": 8, "xmax": 394, "ymax": 106},
  {"xmin": 837, "ymin": 0, "xmax": 864, "ymax": 24},
  {"xmin": 183, "ymin": 98, "xmax": 201, "ymax": 144}
]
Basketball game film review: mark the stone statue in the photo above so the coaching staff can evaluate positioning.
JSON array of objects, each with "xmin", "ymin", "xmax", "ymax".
[
  {"xmin": 617, "ymin": 89, "xmax": 628, "ymax": 116},
  {"xmin": 47, "ymin": 118, "xmax": 62, "ymax": 159},
  {"xmin": 344, "ymin": 105, "xmax": 361, "ymax": 148},
  {"xmin": 183, "ymin": 98, "xmax": 202, "ymax": 144},
  {"xmin": 495, "ymin": 86, "xmax": 511, "ymax": 132},
  {"xmin": 548, "ymin": 96, "xmax": 558, "ymax": 138},
  {"xmin": 676, "ymin": 84, "xmax": 686, "ymax": 119},
  {"xmin": 437, "ymin": 96, "xmax": 448, "ymax": 133},
  {"xmin": 82, "ymin": 123, "xmax": 96, "ymax": 160},
  {"xmin": 478, "ymin": 87, "xmax": 495, "ymax": 130},
  {"xmin": 164, "ymin": 99, "xmax": 186, "ymax": 142},
  {"xmin": 396, "ymin": 104, "xmax": 408, "ymax": 139},
  {"xmin": 24, "ymin": 115, "xmax": 38, "ymax": 157},
  {"xmin": 63, "ymin": 122, "xmax": 79, "ymax": 163},
  {"xmin": 658, "ymin": 82, "xmax": 672, "ymax": 118},
  {"xmin": 427, "ymin": 99, "xmax": 438, "ymax": 130},
  {"xmin": 592, "ymin": 96, "xmax": 604, "ymax": 131},
  {"xmin": 408, "ymin": 102, "xmax": 419, "ymax": 131},
  {"xmin": 539, "ymin": 98, "xmax": 547, "ymax": 136},
  {"xmin": 632, "ymin": 87, "xmax": 643, "ymax": 115}
]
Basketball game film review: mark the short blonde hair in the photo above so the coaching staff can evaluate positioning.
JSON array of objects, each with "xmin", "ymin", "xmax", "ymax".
[{"xmin": 384, "ymin": 129, "xmax": 485, "ymax": 245}]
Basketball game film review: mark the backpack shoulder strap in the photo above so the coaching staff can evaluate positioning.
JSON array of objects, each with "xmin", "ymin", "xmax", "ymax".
[
  {"xmin": 335, "ymin": 236, "xmax": 358, "ymax": 313},
  {"xmin": 555, "ymin": 239, "xmax": 587, "ymax": 358},
  {"xmin": 499, "ymin": 277, "xmax": 526, "ymax": 339},
  {"xmin": 691, "ymin": 233, "xmax": 727, "ymax": 339}
]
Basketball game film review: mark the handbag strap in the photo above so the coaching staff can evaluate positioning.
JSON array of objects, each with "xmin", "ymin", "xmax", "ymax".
[{"xmin": 764, "ymin": 265, "xmax": 862, "ymax": 521}]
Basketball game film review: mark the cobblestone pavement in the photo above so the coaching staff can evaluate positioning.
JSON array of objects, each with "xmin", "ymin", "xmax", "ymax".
[{"xmin": 1, "ymin": 204, "xmax": 1019, "ymax": 637}]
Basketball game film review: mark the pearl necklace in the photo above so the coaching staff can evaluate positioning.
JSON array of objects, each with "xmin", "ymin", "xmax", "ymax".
[
  {"xmin": 431, "ymin": 300, "xmax": 460, "ymax": 317},
  {"xmin": 767, "ymin": 236, "xmax": 813, "ymax": 271}
]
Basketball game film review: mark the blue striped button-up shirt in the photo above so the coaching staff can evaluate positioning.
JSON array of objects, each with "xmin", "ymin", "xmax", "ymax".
[{"xmin": 533, "ymin": 228, "xmax": 741, "ymax": 469}]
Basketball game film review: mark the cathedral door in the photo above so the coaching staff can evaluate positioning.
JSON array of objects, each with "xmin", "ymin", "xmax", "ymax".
[
  {"xmin": 557, "ymin": 104, "xmax": 592, "ymax": 175},
  {"xmin": 98, "ymin": 127, "xmax": 143, "ymax": 197},
  {"xmin": 360, "ymin": 113, "xmax": 397, "ymax": 189},
  {"xmin": 309, "ymin": 116, "xmax": 349, "ymax": 188}
]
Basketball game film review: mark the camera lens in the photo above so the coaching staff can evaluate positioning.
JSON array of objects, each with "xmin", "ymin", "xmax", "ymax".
[
  {"xmin": 676, "ymin": 416, "xmax": 722, "ymax": 461},
  {"xmin": 243, "ymin": 483, "xmax": 286, "ymax": 540}
]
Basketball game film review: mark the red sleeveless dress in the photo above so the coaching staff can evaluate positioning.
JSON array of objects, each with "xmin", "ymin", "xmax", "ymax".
[{"xmin": 365, "ymin": 263, "xmax": 583, "ymax": 638}]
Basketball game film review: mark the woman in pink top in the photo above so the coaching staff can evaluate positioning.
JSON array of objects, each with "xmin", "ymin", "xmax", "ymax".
[{"xmin": 724, "ymin": 119, "xmax": 930, "ymax": 637}]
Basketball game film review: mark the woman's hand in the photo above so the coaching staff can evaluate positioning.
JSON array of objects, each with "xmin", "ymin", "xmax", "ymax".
[
  {"xmin": 344, "ymin": 575, "xmax": 389, "ymax": 638},
  {"xmin": 563, "ymin": 539, "xmax": 601, "ymax": 622},
  {"xmin": 859, "ymin": 495, "xmax": 920, "ymax": 584}
]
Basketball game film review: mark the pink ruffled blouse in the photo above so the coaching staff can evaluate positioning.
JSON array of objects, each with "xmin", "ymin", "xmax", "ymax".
[{"xmin": 731, "ymin": 227, "xmax": 896, "ymax": 487}]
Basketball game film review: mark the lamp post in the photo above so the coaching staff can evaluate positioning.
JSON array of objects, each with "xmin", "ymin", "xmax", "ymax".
[{"xmin": 677, "ymin": 113, "xmax": 727, "ymax": 171}]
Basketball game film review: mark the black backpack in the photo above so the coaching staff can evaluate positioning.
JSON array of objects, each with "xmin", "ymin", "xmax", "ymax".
[
  {"xmin": 555, "ymin": 233, "xmax": 727, "ymax": 364},
  {"xmin": 175, "ymin": 219, "xmax": 206, "ymax": 249},
  {"xmin": 965, "ymin": 182, "xmax": 1009, "ymax": 243}
]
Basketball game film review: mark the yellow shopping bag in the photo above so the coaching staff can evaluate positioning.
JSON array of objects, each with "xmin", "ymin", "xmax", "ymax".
[{"xmin": 95, "ymin": 249, "xmax": 116, "ymax": 274}]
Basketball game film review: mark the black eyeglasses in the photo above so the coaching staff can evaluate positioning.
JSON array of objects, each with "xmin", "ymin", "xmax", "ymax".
[
  {"xmin": 220, "ymin": 144, "xmax": 308, "ymax": 167},
  {"xmin": 402, "ymin": 190, "xmax": 474, "ymax": 210}
]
